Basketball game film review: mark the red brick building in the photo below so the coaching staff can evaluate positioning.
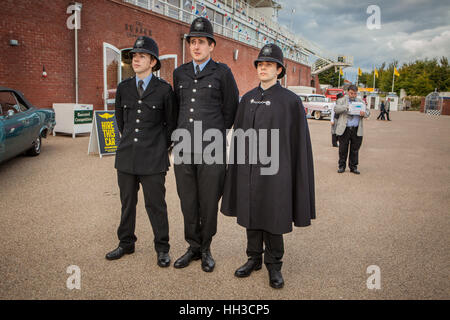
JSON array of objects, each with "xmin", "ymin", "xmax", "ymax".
[{"xmin": 0, "ymin": 0, "xmax": 320, "ymax": 110}]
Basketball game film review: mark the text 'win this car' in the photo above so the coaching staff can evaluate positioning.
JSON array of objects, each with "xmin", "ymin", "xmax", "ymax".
[{"xmin": 0, "ymin": 87, "xmax": 55, "ymax": 164}]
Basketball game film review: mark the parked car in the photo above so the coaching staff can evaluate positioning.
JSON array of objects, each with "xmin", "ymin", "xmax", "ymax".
[
  {"xmin": 0, "ymin": 86, "xmax": 55, "ymax": 163},
  {"xmin": 325, "ymin": 88, "xmax": 345, "ymax": 101},
  {"xmin": 298, "ymin": 93, "xmax": 334, "ymax": 120}
]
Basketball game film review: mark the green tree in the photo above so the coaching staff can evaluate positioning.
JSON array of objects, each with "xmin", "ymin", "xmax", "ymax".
[{"xmin": 318, "ymin": 66, "xmax": 344, "ymax": 88}]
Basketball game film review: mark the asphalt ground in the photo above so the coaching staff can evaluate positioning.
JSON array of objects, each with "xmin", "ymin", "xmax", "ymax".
[{"xmin": 0, "ymin": 111, "xmax": 449, "ymax": 300}]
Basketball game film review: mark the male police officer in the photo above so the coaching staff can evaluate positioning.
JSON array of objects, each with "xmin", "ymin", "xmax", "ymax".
[
  {"xmin": 172, "ymin": 17, "xmax": 239, "ymax": 272},
  {"xmin": 221, "ymin": 44, "xmax": 315, "ymax": 289},
  {"xmin": 105, "ymin": 36, "xmax": 178, "ymax": 267}
]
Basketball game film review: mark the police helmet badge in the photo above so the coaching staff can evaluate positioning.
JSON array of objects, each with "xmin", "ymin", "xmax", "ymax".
[
  {"xmin": 262, "ymin": 46, "xmax": 272, "ymax": 56},
  {"xmin": 194, "ymin": 19, "xmax": 204, "ymax": 31},
  {"xmin": 136, "ymin": 38, "xmax": 144, "ymax": 48}
]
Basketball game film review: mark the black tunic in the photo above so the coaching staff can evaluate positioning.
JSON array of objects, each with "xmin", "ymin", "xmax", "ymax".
[
  {"xmin": 173, "ymin": 59, "xmax": 239, "ymax": 155},
  {"xmin": 114, "ymin": 76, "xmax": 178, "ymax": 175},
  {"xmin": 220, "ymin": 82, "xmax": 316, "ymax": 234}
]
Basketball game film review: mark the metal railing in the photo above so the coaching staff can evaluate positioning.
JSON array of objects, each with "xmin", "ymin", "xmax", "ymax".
[{"xmin": 123, "ymin": 0, "xmax": 317, "ymax": 64}]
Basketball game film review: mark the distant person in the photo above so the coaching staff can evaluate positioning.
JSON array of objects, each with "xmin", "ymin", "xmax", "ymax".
[
  {"xmin": 385, "ymin": 98, "xmax": 391, "ymax": 121},
  {"xmin": 330, "ymin": 92, "xmax": 343, "ymax": 147},
  {"xmin": 377, "ymin": 101, "xmax": 386, "ymax": 120},
  {"xmin": 335, "ymin": 85, "xmax": 370, "ymax": 174},
  {"xmin": 363, "ymin": 94, "xmax": 367, "ymax": 105}
]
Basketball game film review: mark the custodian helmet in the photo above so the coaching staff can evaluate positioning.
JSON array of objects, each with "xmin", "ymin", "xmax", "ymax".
[
  {"xmin": 186, "ymin": 17, "xmax": 216, "ymax": 45},
  {"xmin": 254, "ymin": 44, "xmax": 286, "ymax": 79},
  {"xmin": 130, "ymin": 36, "xmax": 161, "ymax": 71}
]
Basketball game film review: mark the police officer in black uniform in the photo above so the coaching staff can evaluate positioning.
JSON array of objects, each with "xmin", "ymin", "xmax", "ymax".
[
  {"xmin": 172, "ymin": 17, "xmax": 239, "ymax": 272},
  {"xmin": 105, "ymin": 36, "xmax": 178, "ymax": 268},
  {"xmin": 221, "ymin": 44, "xmax": 315, "ymax": 289}
]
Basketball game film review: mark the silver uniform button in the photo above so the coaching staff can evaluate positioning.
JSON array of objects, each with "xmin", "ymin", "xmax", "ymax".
[
  {"xmin": 179, "ymin": 85, "xmax": 183, "ymax": 88},
  {"xmin": 194, "ymin": 80, "xmax": 198, "ymax": 83},
  {"xmin": 153, "ymin": 106, "xmax": 156, "ymax": 109},
  {"xmin": 192, "ymin": 89, "xmax": 197, "ymax": 93},
  {"xmin": 136, "ymin": 119, "xmax": 140, "ymax": 123},
  {"xmin": 189, "ymin": 118, "xmax": 193, "ymax": 122},
  {"xmin": 208, "ymin": 84, "xmax": 212, "ymax": 88},
  {"xmin": 191, "ymin": 98, "xmax": 195, "ymax": 102},
  {"xmin": 138, "ymin": 100, "xmax": 142, "ymax": 104},
  {"xmin": 135, "ymin": 128, "xmax": 139, "ymax": 132},
  {"xmin": 137, "ymin": 109, "xmax": 142, "ymax": 113},
  {"xmin": 134, "ymin": 138, "xmax": 138, "ymax": 142},
  {"xmin": 190, "ymin": 108, "xmax": 194, "ymax": 112},
  {"xmin": 124, "ymin": 105, "xmax": 127, "ymax": 108}
]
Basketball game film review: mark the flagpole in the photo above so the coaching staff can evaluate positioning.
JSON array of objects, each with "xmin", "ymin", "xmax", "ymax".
[
  {"xmin": 391, "ymin": 68, "xmax": 395, "ymax": 92},
  {"xmin": 338, "ymin": 68, "xmax": 341, "ymax": 88},
  {"xmin": 373, "ymin": 65, "xmax": 376, "ymax": 91}
]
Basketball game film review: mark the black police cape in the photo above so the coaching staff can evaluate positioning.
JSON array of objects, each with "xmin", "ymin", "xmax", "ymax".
[{"xmin": 220, "ymin": 82, "xmax": 315, "ymax": 234}]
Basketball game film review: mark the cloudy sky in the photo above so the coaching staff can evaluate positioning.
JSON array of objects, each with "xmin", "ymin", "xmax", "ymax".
[{"xmin": 276, "ymin": 0, "xmax": 450, "ymax": 82}]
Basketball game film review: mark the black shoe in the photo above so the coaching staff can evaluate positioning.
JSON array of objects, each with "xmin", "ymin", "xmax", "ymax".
[
  {"xmin": 201, "ymin": 251, "xmax": 215, "ymax": 272},
  {"xmin": 234, "ymin": 258, "xmax": 262, "ymax": 278},
  {"xmin": 333, "ymin": 144, "xmax": 339, "ymax": 148},
  {"xmin": 350, "ymin": 169, "xmax": 360, "ymax": 175},
  {"xmin": 157, "ymin": 252, "xmax": 171, "ymax": 268},
  {"xmin": 105, "ymin": 246, "xmax": 134, "ymax": 260},
  {"xmin": 174, "ymin": 249, "xmax": 201, "ymax": 268},
  {"xmin": 268, "ymin": 269, "xmax": 284, "ymax": 289},
  {"xmin": 337, "ymin": 167, "xmax": 345, "ymax": 173}
]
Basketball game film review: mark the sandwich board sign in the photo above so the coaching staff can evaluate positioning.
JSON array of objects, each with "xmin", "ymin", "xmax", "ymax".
[{"xmin": 88, "ymin": 110, "xmax": 121, "ymax": 158}]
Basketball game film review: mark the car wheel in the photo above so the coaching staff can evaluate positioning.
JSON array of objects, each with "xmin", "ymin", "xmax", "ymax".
[
  {"xmin": 27, "ymin": 136, "xmax": 41, "ymax": 156},
  {"xmin": 314, "ymin": 111, "xmax": 321, "ymax": 120}
]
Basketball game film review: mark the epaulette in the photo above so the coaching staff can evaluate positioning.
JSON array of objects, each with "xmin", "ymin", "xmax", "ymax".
[{"xmin": 157, "ymin": 77, "xmax": 170, "ymax": 85}]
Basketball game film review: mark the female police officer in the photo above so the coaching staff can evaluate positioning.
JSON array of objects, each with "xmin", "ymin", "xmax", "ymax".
[
  {"xmin": 221, "ymin": 44, "xmax": 315, "ymax": 288},
  {"xmin": 105, "ymin": 36, "xmax": 178, "ymax": 268}
]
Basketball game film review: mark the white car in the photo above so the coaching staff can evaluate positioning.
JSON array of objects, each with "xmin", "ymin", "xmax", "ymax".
[{"xmin": 298, "ymin": 94, "xmax": 335, "ymax": 120}]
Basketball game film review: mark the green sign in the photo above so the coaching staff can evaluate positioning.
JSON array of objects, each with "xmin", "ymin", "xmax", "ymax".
[{"xmin": 74, "ymin": 110, "xmax": 93, "ymax": 124}]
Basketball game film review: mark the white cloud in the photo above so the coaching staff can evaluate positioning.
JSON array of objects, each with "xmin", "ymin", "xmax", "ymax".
[{"xmin": 277, "ymin": 0, "xmax": 450, "ymax": 81}]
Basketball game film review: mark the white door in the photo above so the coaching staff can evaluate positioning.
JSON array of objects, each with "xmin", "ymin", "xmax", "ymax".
[{"xmin": 103, "ymin": 43, "xmax": 122, "ymax": 110}]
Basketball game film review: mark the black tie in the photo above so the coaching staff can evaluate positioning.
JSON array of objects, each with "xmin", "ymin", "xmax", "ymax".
[
  {"xmin": 137, "ymin": 80, "xmax": 144, "ymax": 97},
  {"xmin": 195, "ymin": 65, "xmax": 201, "ymax": 75}
]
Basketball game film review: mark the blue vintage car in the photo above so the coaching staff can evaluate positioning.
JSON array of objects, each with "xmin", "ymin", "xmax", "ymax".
[{"xmin": 0, "ymin": 86, "xmax": 55, "ymax": 163}]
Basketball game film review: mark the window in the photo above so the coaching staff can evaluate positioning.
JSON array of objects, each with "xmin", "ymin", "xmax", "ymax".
[{"xmin": 0, "ymin": 91, "xmax": 24, "ymax": 116}]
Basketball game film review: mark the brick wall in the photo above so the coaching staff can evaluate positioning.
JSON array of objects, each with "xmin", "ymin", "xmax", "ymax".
[{"xmin": 0, "ymin": 0, "xmax": 315, "ymax": 109}]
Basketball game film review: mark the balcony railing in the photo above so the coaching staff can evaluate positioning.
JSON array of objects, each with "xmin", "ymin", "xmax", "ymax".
[{"xmin": 123, "ymin": 0, "xmax": 318, "ymax": 65}]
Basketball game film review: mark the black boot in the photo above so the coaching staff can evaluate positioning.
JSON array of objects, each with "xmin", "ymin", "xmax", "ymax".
[
  {"xmin": 174, "ymin": 249, "xmax": 201, "ymax": 268},
  {"xmin": 268, "ymin": 269, "xmax": 284, "ymax": 289},
  {"xmin": 201, "ymin": 251, "xmax": 216, "ymax": 272},
  {"xmin": 234, "ymin": 258, "xmax": 262, "ymax": 278},
  {"xmin": 105, "ymin": 246, "xmax": 135, "ymax": 260}
]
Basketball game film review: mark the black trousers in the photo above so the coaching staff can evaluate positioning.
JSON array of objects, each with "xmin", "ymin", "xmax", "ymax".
[
  {"xmin": 174, "ymin": 161, "xmax": 226, "ymax": 253},
  {"xmin": 117, "ymin": 170, "xmax": 169, "ymax": 253},
  {"xmin": 385, "ymin": 110, "xmax": 391, "ymax": 120},
  {"xmin": 377, "ymin": 110, "xmax": 385, "ymax": 120},
  {"xmin": 338, "ymin": 127, "xmax": 363, "ymax": 170},
  {"xmin": 246, "ymin": 229, "xmax": 284, "ymax": 271}
]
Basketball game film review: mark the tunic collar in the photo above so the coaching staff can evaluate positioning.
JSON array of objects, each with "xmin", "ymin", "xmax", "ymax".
[{"xmin": 258, "ymin": 81, "xmax": 281, "ymax": 95}]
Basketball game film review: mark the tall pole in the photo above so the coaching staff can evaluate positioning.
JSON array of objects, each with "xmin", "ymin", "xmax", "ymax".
[
  {"xmin": 338, "ymin": 68, "xmax": 341, "ymax": 88},
  {"xmin": 391, "ymin": 68, "xmax": 395, "ymax": 93},
  {"xmin": 373, "ymin": 65, "xmax": 376, "ymax": 91}
]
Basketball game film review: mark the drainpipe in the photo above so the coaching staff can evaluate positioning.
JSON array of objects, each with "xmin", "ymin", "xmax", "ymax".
[
  {"xmin": 182, "ymin": 34, "xmax": 187, "ymax": 64},
  {"xmin": 73, "ymin": 3, "xmax": 82, "ymax": 103}
]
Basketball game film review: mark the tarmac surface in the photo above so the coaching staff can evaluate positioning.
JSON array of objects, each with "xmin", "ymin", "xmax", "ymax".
[{"xmin": 0, "ymin": 111, "xmax": 449, "ymax": 300}]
